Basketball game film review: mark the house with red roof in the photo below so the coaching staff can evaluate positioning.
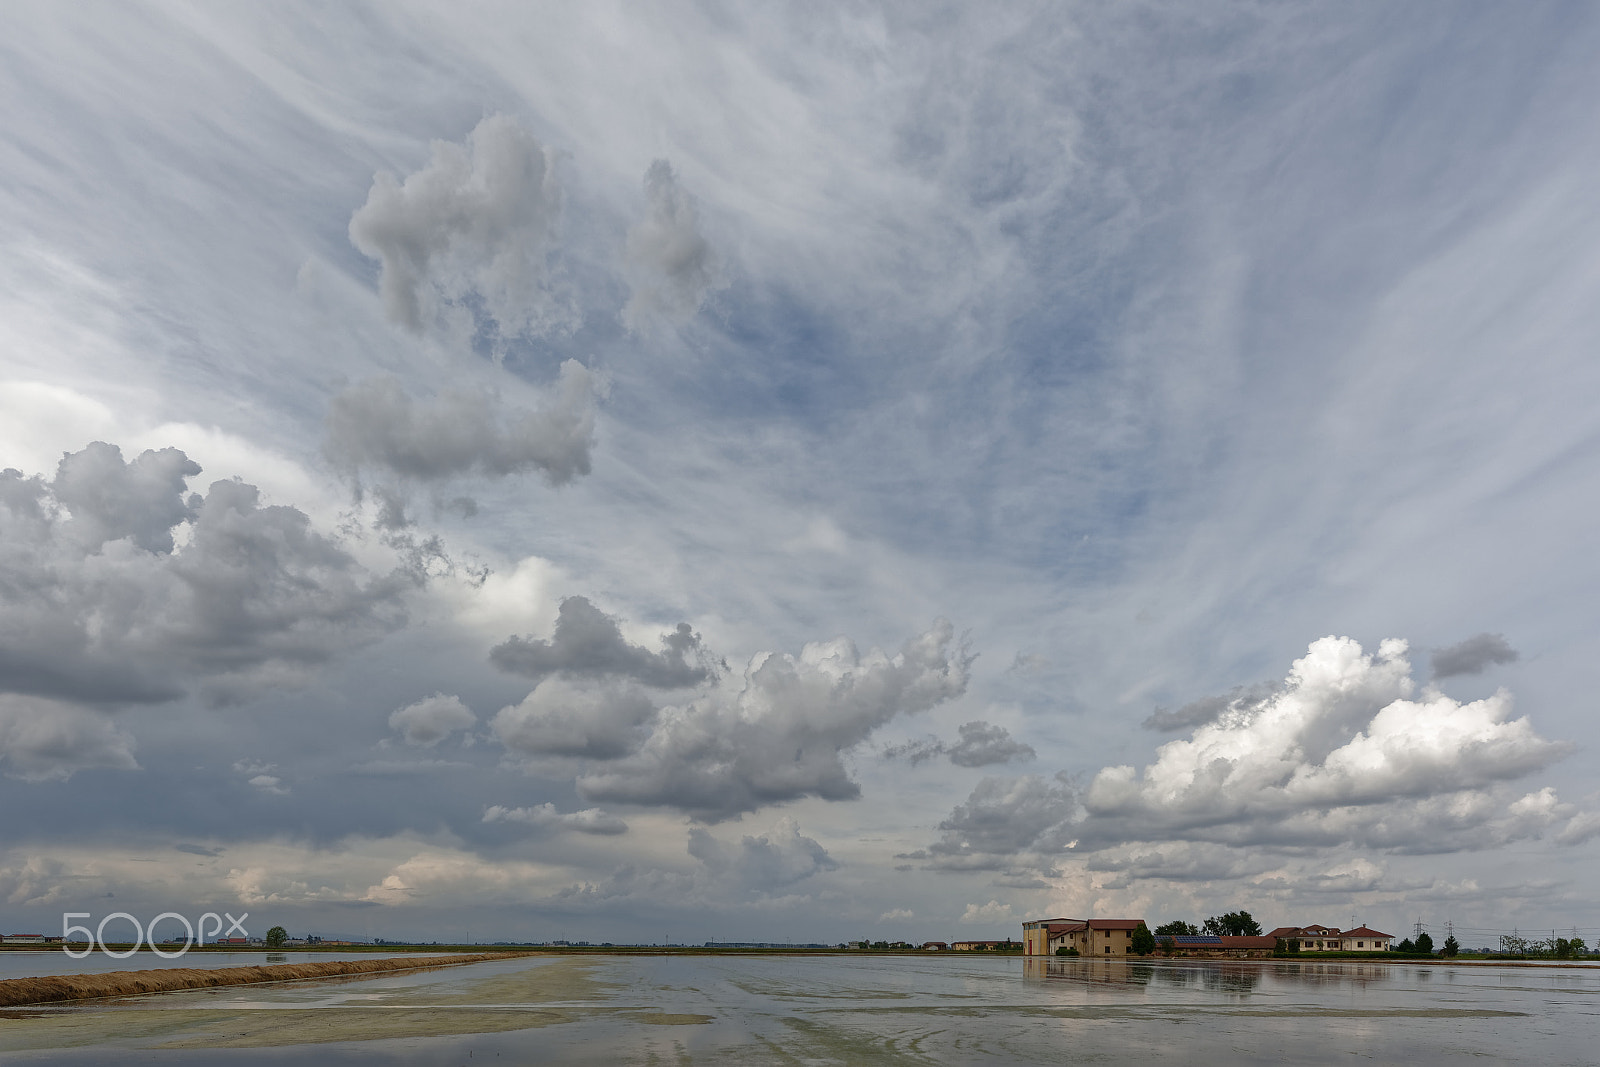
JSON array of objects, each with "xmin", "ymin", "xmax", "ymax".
[{"xmin": 1268, "ymin": 925, "xmax": 1393, "ymax": 951}]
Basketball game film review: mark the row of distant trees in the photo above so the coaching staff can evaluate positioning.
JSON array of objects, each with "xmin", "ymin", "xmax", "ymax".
[{"xmin": 1497, "ymin": 934, "xmax": 1587, "ymax": 958}]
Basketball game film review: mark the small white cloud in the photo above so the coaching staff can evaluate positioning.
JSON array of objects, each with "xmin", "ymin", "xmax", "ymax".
[
  {"xmin": 960, "ymin": 899, "xmax": 1013, "ymax": 924},
  {"xmin": 878, "ymin": 907, "xmax": 914, "ymax": 922},
  {"xmin": 247, "ymin": 774, "xmax": 289, "ymax": 796}
]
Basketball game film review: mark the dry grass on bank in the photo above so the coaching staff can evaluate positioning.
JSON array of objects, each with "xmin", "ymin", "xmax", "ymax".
[{"xmin": 0, "ymin": 952, "xmax": 527, "ymax": 1008}]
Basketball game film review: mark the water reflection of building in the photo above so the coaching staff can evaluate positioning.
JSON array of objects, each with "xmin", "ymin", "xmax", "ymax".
[
  {"xmin": 1023, "ymin": 958, "xmax": 1262, "ymax": 994},
  {"xmin": 1023, "ymin": 958, "xmax": 1395, "ymax": 994},
  {"xmin": 1267, "ymin": 961, "xmax": 1392, "ymax": 988}
]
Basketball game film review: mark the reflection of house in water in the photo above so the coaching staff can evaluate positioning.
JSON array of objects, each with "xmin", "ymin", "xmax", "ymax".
[
  {"xmin": 1023, "ymin": 958, "xmax": 1262, "ymax": 995},
  {"xmin": 1268, "ymin": 961, "xmax": 1392, "ymax": 989},
  {"xmin": 1023, "ymin": 958, "xmax": 1398, "ymax": 996}
]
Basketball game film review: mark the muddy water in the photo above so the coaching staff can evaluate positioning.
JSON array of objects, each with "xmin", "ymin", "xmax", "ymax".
[{"xmin": 0, "ymin": 953, "xmax": 1594, "ymax": 1064}]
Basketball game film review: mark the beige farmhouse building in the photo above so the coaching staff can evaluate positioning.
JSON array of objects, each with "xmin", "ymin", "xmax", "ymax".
[{"xmin": 1022, "ymin": 918, "xmax": 1144, "ymax": 956}]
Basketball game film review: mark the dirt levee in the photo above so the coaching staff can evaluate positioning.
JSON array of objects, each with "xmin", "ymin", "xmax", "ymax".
[{"xmin": 0, "ymin": 952, "xmax": 525, "ymax": 1007}]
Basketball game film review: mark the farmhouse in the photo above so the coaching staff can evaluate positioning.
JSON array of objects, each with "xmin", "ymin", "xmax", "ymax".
[
  {"xmin": 1266, "ymin": 925, "xmax": 1394, "ymax": 951},
  {"xmin": 1022, "ymin": 918, "xmax": 1145, "ymax": 956}
]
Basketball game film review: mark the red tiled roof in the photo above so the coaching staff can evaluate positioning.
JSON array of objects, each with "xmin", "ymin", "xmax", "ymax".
[
  {"xmin": 1266, "ymin": 927, "xmax": 1301, "ymax": 939},
  {"xmin": 1219, "ymin": 936, "xmax": 1278, "ymax": 949},
  {"xmin": 1341, "ymin": 927, "xmax": 1391, "ymax": 939}
]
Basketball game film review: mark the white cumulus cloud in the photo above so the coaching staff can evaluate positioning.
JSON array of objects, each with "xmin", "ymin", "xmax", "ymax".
[
  {"xmin": 348, "ymin": 114, "xmax": 566, "ymax": 337},
  {"xmin": 927, "ymin": 636, "xmax": 1585, "ymax": 869}
]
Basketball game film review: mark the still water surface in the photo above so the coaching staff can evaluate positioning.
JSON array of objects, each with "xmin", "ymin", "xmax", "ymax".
[{"xmin": 1, "ymin": 953, "xmax": 1594, "ymax": 1064}]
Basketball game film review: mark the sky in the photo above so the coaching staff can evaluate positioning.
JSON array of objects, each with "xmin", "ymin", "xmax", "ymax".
[{"xmin": 2, "ymin": 1, "xmax": 1598, "ymax": 950}]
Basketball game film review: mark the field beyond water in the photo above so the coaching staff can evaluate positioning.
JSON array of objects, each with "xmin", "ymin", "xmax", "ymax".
[{"xmin": 0, "ymin": 952, "xmax": 1595, "ymax": 1064}]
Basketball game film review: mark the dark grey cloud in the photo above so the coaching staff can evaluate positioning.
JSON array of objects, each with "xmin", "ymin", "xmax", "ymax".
[
  {"xmin": 491, "ymin": 677, "xmax": 656, "ymax": 760},
  {"xmin": 482, "ymin": 803, "xmax": 628, "ymax": 836},
  {"xmin": 388, "ymin": 693, "xmax": 476, "ymax": 747},
  {"xmin": 884, "ymin": 720, "xmax": 1035, "ymax": 767},
  {"xmin": 489, "ymin": 595, "xmax": 713, "ymax": 688},
  {"xmin": 52, "ymin": 442, "xmax": 201, "ymax": 553},
  {"xmin": 927, "ymin": 773, "xmax": 1079, "ymax": 866},
  {"xmin": 1432, "ymin": 633, "xmax": 1520, "ymax": 679},
  {"xmin": 949, "ymin": 721, "xmax": 1037, "ymax": 767},
  {"xmin": 576, "ymin": 620, "xmax": 971, "ymax": 820},
  {"xmin": 0, "ymin": 694, "xmax": 139, "ymax": 781},
  {"xmin": 173, "ymin": 843, "xmax": 224, "ymax": 857},
  {"xmin": 323, "ymin": 360, "xmax": 599, "ymax": 490},
  {"xmin": 1142, "ymin": 682, "xmax": 1277, "ymax": 732},
  {"xmin": 622, "ymin": 159, "xmax": 720, "ymax": 329},
  {"xmin": 0, "ymin": 443, "xmax": 411, "ymax": 709},
  {"xmin": 348, "ymin": 114, "xmax": 565, "ymax": 336},
  {"xmin": 687, "ymin": 817, "xmax": 837, "ymax": 890}
]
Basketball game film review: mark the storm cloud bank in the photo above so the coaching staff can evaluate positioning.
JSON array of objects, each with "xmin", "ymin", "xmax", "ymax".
[
  {"xmin": 0, "ymin": 443, "xmax": 410, "ymax": 711},
  {"xmin": 487, "ymin": 615, "xmax": 970, "ymax": 819},
  {"xmin": 575, "ymin": 620, "xmax": 971, "ymax": 819}
]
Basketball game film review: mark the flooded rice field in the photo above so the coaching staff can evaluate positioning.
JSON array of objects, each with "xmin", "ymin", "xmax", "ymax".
[{"xmin": 1, "ymin": 952, "xmax": 1595, "ymax": 1064}]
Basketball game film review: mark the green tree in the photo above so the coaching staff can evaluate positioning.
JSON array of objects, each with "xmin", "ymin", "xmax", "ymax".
[
  {"xmin": 1395, "ymin": 937, "xmax": 1416, "ymax": 953},
  {"xmin": 265, "ymin": 926, "xmax": 288, "ymax": 949},
  {"xmin": 1203, "ymin": 911, "xmax": 1262, "ymax": 937},
  {"xmin": 1441, "ymin": 934, "xmax": 1459, "ymax": 957},
  {"xmin": 1155, "ymin": 921, "xmax": 1198, "ymax": 937},
  {"xmin": 1129, "ymin": 922, "xmax": 1156, "ymax": 956},
  {"xmin": 1415, "ymin": 931, "xmax": 1434, "ymax": 955},
  {"xmin": 1055, "ymin": 946, "xmax": 1079, "ymax": 956}
]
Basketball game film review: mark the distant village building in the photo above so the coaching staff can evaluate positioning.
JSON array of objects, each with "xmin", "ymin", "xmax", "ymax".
[
  {"xmin": 1267, "ymin": 925, "xmax": 1394, "ymax": 952},
  {"xmin": 1, "ymin": 934, "xmax": 47, "ymax": 945},
  {"xmin": 950, "ymin": 939, "xmax": 1015, "ymax": 951},
  {"xmin": 921, "ymin": 941, "xmax": 948, "ymax": 951},
  {"xmin": 1022, "ymin": 918, "xmax": 1144, "ymax": 956}
]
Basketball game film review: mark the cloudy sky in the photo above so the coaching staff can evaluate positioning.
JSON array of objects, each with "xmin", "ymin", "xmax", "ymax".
[{"xmin": 3, "ymin": 2, "xmax": 1598, "ymax": 948}]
